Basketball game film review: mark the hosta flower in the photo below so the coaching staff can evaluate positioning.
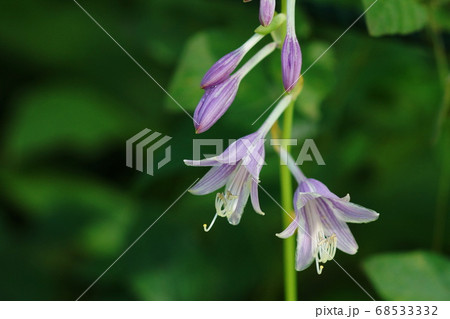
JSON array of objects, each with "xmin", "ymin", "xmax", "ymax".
[
  {"xmin": 185, "ymin": 132, "xmax": 266, "ymax": 230},
  {"xmin": 194, "ymin": 42, "xmax": 277, "ymax": 133},
  {"xmin": 186, "ymin": 94, "xmax": 293, "ymax": 230},
  {"xmin": 276, "ymin": 148, "xmax": 379, "ymax": 273},
  {"xmin": 201, "ymin": 34, "xmax": 264, "ymax": 89},
  {"xmin": 259, "ymin": 0, "xmax": 276, "ymax": 27},
  {"xmin": 281, "ymin": 0, "xmax": 302, "ymax": 92}
]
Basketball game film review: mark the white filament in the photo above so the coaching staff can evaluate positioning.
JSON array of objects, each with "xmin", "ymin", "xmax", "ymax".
[
  {"xmin": 215, "ymin": 165, "xmax": 248, "ymax": 217},
  {"xmin": 203, "ymin": 214, "xmax": 218, "ymax": 232},
  {"xmin": 314, "ymin": 230, "xmax": 337, "ymax": 275}
]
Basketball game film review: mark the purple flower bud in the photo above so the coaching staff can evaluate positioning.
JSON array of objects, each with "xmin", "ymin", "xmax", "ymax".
[
  {"xmin": 194, "ymin": 76, "xmax": 241, "ymax": 133},
  {"xmin": 200, "ymin": 49, "xmax": 244, "ymax": 89},
  {"xmin": 194, "ymin": 42, "xmax": 277, "ymax": 133},
  {"xmin": 259, "ymin": 0, "xmax": 276, "ymax": 27},
  {"xmin": 282, "ymin": 0, "xmax": 302, "ymax": 92},
  {"xmin": 281, "ymin": 31, "xmax": 302, "ymax": 92},
  {"xmin": 201, "ymin": 34, "xmax": 264, "ymax": 89}
]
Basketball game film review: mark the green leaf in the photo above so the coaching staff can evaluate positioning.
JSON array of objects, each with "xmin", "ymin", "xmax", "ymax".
[
  {"xmin": 165, "ymin": 32, "xmax": 216, "ymax": 112},
  {"xmin": 4, "ymin": 84, "xmax": 140, "ymax": 162},
  {"xmin": 362, "ymin": 0, "xmax": 428, "ymax": 36},
  {"xmin": 364, "ymin": 251, "xmax": 450, "ymax": 300}
]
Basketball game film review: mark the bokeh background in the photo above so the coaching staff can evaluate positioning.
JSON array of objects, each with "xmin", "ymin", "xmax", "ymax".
[{"xmin": 0, "ymin": 0, "xmax": 449, "ymax": 300}]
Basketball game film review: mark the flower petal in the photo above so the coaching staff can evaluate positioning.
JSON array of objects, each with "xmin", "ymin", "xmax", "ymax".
[
  {"xmin": 299, "ymin": 178, "xmax": 339, "ymax": 199},
  {"xmin": 250, "ymin": 178, "xmax": 264, "ymax": 215},
  {"xmin": 189, "ymin": 164, "xmax": 236, "ymax": 195},
  {"xmin": 184, "ymin": 158, "xmax": 219, "ymax": 167},
  {"xmin": 215, "ymin": 132, "xmax": 260, "ymax": 165},
  {"xmin": 316, "ymin": 198, "xmax": 358, "ymax": 254},
  {"xmin": 327, "ymin": 198, "xmax": 379, "ymax": 223},
  {"xmin": 276, "ymin": 213, "xmax": 298, "ymax": 238},
  {"xmin": 242, "ymin": 140, "xmax": 265, "ymax": 180},
  {"xmin": 296, "ymin": 208, "xmax": 315, "ymax": 271},
  {"xmin": 296, "ymin": 191, "xmax": 322, "ymax": 211},
  {"xmin": 227, "ymin": 180, "xmax": 250, "ymax": 225}
]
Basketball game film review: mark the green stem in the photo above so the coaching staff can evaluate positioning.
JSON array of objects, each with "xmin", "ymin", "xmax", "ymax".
[
  {"xmin": 280, "ymin": 100, "xmax": 297, "ymax": 301},
  {"xmin": 279, "ymin": 0, "xmax": 297, "ymax": 301},
  {"xmin": 428, "ymin": 2, "xmax": 450, "ymax": 251}
]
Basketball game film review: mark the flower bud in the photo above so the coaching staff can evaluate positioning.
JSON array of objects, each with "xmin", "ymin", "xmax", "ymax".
[
  {"xmin": 194, "ymin": 42, "xmax": 277, "ymax": 133},
  {"xmin": 194, "ymin": 76, "xmax": 241, "ymax": 133},
  {"xmin": 259, "ymin": 0, "xmax": 276, "ymax": 27},
  {"xmin": 201, "ymin": 33, "xmax": 264, "ymax": 89},
  {"xmin": 281, "ymin": 31, "xmax": 302, "ymax": 92},
  {"xmin": 281, "ymin": 0, "xmax": 302, "ymax": 92},
  {"xmin": 200, "ymin": 49, "xmax": 244, "ymax": 89}
]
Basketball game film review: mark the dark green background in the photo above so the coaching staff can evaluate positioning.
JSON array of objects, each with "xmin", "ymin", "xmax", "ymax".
[{"xmin": 0, "ymin": 0, "xmax": 449, "ymax": 300}]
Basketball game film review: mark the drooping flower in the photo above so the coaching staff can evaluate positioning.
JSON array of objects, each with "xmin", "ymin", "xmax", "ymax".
[
  {"xmin": 276, "ymin": 148, "xmax": 379, "ymax": 273},
  {"xmin": 259, "ymin": 0, "xmax": 276, "ymax": 27},
  {"xmin": 185, "ymin": 131, "xmax": 266, "ymax": 229},
  {"xmin": 281, "ymin": 0, "xmax": 302, "ymax": 92},
  {"xmin": 201, "ymin": 34, "xmax": 264, "ymax": 89},
  {"xmin": 186, "ymin": 94, "xmax": 294, "ymax": 230},
  {"xmin": 194, "ymin": 42, "xmax": 277, "ymax": 134}
]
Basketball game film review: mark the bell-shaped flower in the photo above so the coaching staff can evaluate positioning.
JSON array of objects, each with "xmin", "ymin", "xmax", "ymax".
[
  {"xmin": 259, "ymin": 0, "xmax": 276, "ymax": 27},
  {"xmin": 201, "ymin": 34, "xmax": 264, "ymax": 89},
  {"xmin": 184, "ymin": 131, "xmax": 266, "ymax": 230},
  {"xmin": 281, "ymin": 0, "xmax": 302, "ymax": 92},
  {"xmin": 186, "ymin": 94, "xmax": 294, "ymax": 230},
  {"xmin": 194, "ymin": 42, "xmax": 277, "ymax": 134},
  {"xmin": 276, "ymin": 148, "xmax": 379, "ymax": 273}
]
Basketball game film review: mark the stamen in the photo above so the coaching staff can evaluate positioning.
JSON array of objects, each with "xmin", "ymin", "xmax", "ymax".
[
  {"xmin": 215, "ymin": 191, "xmax": 239, "ymax": 217},
  {"xmin": 203, "ymin": 214, "xmax": 218, "ymax": 232},
  {"xmin": 314, "ymin": 231, "xmax": 337, "ymax": 275}
]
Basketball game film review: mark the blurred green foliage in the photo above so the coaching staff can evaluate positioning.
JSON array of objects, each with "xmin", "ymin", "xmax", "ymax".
[
  {"xmin": 0, "ymin": 0, "xmax": 449, "ymax": 300},
  {"xmin": 364, "ymin": 251, "xmax": 450, "ymax": 300}
]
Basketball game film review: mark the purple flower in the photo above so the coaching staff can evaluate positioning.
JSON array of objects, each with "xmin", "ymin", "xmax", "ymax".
[
  {"xmin": 201, "ymin": 34, "xmax": 264, "ymax": 89},
  {"xmin": 259, "ymin": 0, "xmax": 276, "ymax": 27},
  {"xmin": 194, "ymin": 42, "xmax": 277, "ymax": 133},
  {"xmin": 184, "ymin": 132, "xmax": 266, "ymax": 230},
  {"xmin": 276, "ymin": 149, "xmax": 379, "ymax": 273},
  {"xmin": 281, "ymin": 0, "xmax": 302, "ymax": 92}
]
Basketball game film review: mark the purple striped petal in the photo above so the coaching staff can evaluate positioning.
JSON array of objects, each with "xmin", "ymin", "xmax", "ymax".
[
  {"xmin": 259, "ymin": 0, "xmax": 276, "ymax": 27},
  {"xmin": 214, "ymin": 132, "xmax": 260, "ymax": 165},
  {"xmin": 250, "ymin": 178, "xmax": 264, "ymax": 215},
  {"xmin": 184, "ymin": 158, "xmax": 219, "ymax": 167},
  {"xmin": 276, "ymin": 212, "xmax": 299, "ymax": 238},
  {"xmin": 227, "ymin": 179, "xmax": 251, "ymax": 225},
  {"xmin": 242, "ymin": 140, "xmax": 265, "ymax": 179},
  {"xmin": 299, "ymin": 178, "xmax": 339, "ymax": 200},
  {"xmin": 316, "ymin": 198, "xmax": 358, "ymax": 254},
  {"xmin": 328, "ymin": 198, "xmax": 379, "ymax": 223},
  {"xmin": 189, "ymin": 164, "xmax": 236, "ymax": 195},
  {"xmin": 296, "ymin": 191, "xmax": 322, "ymax": 211},
  {"xmin": 201, "ymin": 49, "xmax": 244, "ymax": 89},
  {"xmin": 296, "ymin": 208, "xmax": 315, "ymax": 271},
  {"xmin": 194, "ymin": 76, "xmax": 241, "ymax": 133}
]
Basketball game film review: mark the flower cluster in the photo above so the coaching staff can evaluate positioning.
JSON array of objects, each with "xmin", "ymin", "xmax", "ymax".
[{"xmin": 185, "ymin": 0, "xmax": 378, "ymax": 273}]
